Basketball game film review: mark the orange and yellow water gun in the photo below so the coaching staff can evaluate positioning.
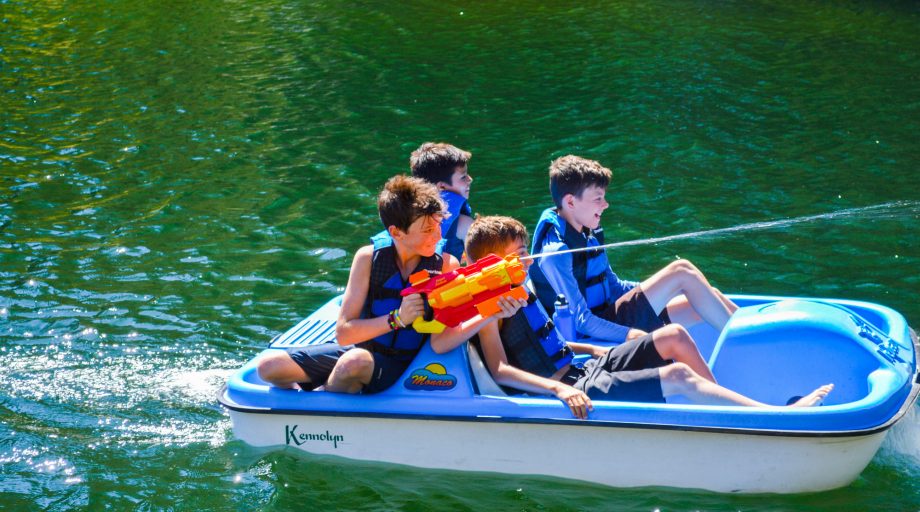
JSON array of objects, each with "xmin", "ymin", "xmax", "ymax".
[{"xmin": 400, "ymin": 253, "xmax": 529, "ymax": 334}]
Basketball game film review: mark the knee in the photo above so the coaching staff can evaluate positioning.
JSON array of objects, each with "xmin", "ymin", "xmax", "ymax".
[
  {"xmin": 335, "ymin": 350, "xmax": 374, "ymax": 379},
  {"xmin": 256, "ymin": 353, "xmax": 289, "ymax": 381},
  {"xmin": 657, "ymin": 323, "xmax": 695, "ymax": 348},
  {"xmin": 653, "ymin": 324, "xmax": 699, "ymax": 360},
  {"xmin": 666, "ymin": 259, "xmax": 702, "ymax": 280},
  {"xmin": 660, "ymin": 362, "xmax": 696, "ymax": 387}
]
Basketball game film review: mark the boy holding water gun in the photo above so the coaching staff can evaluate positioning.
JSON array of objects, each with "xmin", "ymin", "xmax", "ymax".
[
  {"xmin": 258, "ymin": 175, "xmax": 460, "ymax": 393},
  {"xmin": 429, "ymin": 216, "xmax": 832, "ymax": 418},
  {"xmin": 530, "ymin": 155, "xmax": 738, "ymax": 344}
]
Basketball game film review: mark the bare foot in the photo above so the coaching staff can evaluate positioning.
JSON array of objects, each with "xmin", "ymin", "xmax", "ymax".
[{"xmin": 790, "ymin": 384, "xmax": 834, "ymax": 407}]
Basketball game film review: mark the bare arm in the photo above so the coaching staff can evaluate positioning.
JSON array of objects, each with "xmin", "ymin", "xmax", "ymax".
[
  {"xmin": 336, "ymin": 248, "xmax": 461, "ymax": 346},
  {"xmin": 479, "ymin": 321, "xmax": 593, "ymax": 419},
  {"xmin": 334, "ymin": 246, "xmax": 424, "ymax": 346},
  {"xmin": 335, "ymin": 246, "xmax": 388, "ymax": 346},
  {"xmin": 567, "ymin": 341, "xmax": 610, "ymax": 358}
]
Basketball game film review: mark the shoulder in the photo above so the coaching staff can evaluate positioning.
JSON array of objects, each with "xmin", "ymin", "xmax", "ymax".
[
  {"xmin": 352, "ymin": 244, "xmax": 375, "ymax": 268},
  {"xmin": 540, "ymin": 235, "xmax": 569, "ymax": 253},
  {"xmin": 344, "ymin": 245, "xmax": 375, "ymax": 292},
  {"xmin": 442, "ymin": 253, "xmax": 461, "ymax": 272},
  {"xmin": 455, "ymin": 214, "xmax": 474, "ymax": 236},
  {"xmin": 536, "ymin": 240, "xmax": 573, "ymax": 272}
]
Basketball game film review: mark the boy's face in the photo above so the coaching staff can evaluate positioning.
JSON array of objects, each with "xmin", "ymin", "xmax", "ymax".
[
  {"xmin": 566, "ymin": 185, "xmax": 609, "ymax": 231},
  {"xmin": 440, "ymin": 165, "xmax": 473, "ymax": 199},
  {"xmin": 500, "ymin": 237, "xmax": 532, "ymax": 272},
  {"xmin": 393, "ymin": 214, "xmax": 443, "ymax": 257}
]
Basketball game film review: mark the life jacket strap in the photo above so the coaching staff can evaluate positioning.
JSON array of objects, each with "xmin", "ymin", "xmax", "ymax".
[
  {"xmin": 584, "ymin": 272, "xmax": 607, "ymax": 287},
  {"xmin": 535, "ymin": 320, "xmax": 555, "ymax": 339},
  {"xmin": 549, "ymin": 344, "xmax": 574, "ymax": 363}
]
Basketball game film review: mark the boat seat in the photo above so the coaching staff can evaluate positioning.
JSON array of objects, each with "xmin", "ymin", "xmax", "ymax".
[
  {"xmin": 467, "ymin": 343, "xmax": 508, "ymax": 396},
  {"xmin": 268, "ymin": 318, "xmax": 336, "ymax": 348}
]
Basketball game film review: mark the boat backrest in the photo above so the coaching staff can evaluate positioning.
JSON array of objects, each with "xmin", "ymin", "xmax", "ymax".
[{"xmin": 467, "ymin": 343, "xmax": 507, "ymax": 396}]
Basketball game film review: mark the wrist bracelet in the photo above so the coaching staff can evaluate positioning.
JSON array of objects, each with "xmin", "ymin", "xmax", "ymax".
[
  {"xmin": 387, "ymin": 309, "xmax": 400, "ymax": 331},
  {"xmin": 394, "ymin": 309, "xmax": 407, "ymax": 329}
]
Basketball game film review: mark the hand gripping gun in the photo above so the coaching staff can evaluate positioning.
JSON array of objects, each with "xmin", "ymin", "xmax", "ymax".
[{"xmin": 400, "ymin": 253, "xmax": 529, "ymax": 334}]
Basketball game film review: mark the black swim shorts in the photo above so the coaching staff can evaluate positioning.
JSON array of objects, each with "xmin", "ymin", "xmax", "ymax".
[
  {"xmin": 288, "ymin": 342, "xmax": 350, "ymax": 390},
  {"xmin": 569, "ymin": 334, "xmax": 667, "ymax": 403},
  {"xmin": 600, "ymin": 284, "xmax": 671, "ymax": 333}
]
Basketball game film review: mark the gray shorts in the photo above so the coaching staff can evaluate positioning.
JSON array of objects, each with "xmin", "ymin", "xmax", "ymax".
[{"xmin": 567, "ymin": 334, "xmax": 667, "ymax": 403}]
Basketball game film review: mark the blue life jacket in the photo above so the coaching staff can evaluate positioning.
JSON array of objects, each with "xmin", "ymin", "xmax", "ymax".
[
  {"xmin": 498, "ymin": 292, "xmax": 574, "ymax": 378},
  {"xmin": 437, "ymin": 190, "xmax": 472, "ymax": 261},
  {"xmin": 362, "ymin": 231, "xmax": 443, "ymax": 359},
  {"xmin": 529, "ymin": 207, "xmax": 611, "ymax": 316}
]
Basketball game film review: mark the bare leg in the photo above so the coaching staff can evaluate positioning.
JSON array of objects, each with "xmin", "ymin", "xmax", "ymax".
[
  {"xmin": 712, "ymin": 287, "xmax": 739, "ymax": 315},
  {"xmin": 641, "ymin": 260, "xmax": 733, "ymax": 331},
  {"xmin": 664, "ymin": 288, "xmax": 739, "ymax": 330},
  {"xmin": 789, "ymin": 385, "xmax": 834, "ymax": 407},
  {"xmin": 324, "ymin": 348, "xmax": 374, "ymax": 394},
  {"xmin": 663, "ymin": 296, "xmax": 703, "ymax": 329},
  {"xmin": 256, "ymin": 352, "xmax": 310, "ymax": 389},
  {"xmin": 651, "ymin": 324, "xmax": 716, "ymax": 383},
  {"xmin": 660, "ymin": 363, "xmax": 833, "ymax": 407}
]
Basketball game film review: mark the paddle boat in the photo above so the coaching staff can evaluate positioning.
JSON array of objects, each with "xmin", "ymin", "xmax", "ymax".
[{"xmin": 218, "ymin": 294, "xmax": 919, "ymax": 494}]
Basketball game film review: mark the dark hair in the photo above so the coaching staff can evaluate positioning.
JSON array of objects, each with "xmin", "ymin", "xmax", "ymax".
[
  {"xmin": 548, "ymin": 155, "xmax": 612, "ymax": 208},
  {"xmin": 410, "ymin": 142, "xmax": 472, "ymax": 185},
  {"xmin": 465, "ymin": 215, "xmax": 529, "ymax": 262},
  {"xmin": 378, "ymin": 175, "xmax": 445, "ymax": 232}
]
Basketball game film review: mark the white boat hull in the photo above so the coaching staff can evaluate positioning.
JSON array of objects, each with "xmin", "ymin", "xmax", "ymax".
[{"xmin": 227, "ymin": 408, "xmax": 887, "ymax": 494}]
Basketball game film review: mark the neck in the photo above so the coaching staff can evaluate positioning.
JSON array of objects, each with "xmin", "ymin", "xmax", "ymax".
[
  {"xmin": 394, "ymin": 244, "xmax": 422, "ymax": 278},
  {"xmin": 556, "ymin": 208, "xmax": 584, "ymax": 233}
]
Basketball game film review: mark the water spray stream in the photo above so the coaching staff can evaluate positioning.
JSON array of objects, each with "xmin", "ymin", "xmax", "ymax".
[{"xmin": 521, "ymin": 200, "xmax": 920, "ymax": 260}]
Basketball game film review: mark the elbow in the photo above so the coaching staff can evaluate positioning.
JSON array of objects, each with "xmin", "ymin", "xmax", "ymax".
[
  {"xmin": 574, "ymin": 312, "xmax": 591, "ymax": 331},
  {"xmin": 430, "ymin": 339, "xmax": 450, "ymax": 355},
  {"xmin": 492, "ymin": 364, "xmax": 514, "ymax": 384},
  {"xmin": 334, "ymin": 324, "xmax": 359, "ymax": 346},
  {"xmin": 335, "ymin": 324, "xmax": 347, "ymax": 343}
]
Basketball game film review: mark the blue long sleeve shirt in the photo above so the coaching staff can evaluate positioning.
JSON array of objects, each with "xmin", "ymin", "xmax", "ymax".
[{"xmin": 535, "ymin": 229, "xmax": 638, "ymax": 343}]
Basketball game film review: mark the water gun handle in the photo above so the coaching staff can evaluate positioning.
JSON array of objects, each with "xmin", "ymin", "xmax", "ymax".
[
  {"xmin": 411, "ymin": 292, "xmax": 445, "ymax": 334},
  {"xmin": 420, "ymin": 293, "xmax": 435, "ymax": 322}
]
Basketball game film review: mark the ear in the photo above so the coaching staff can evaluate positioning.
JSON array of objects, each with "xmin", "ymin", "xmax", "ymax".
[
  {"xmin": 562, "ymin": 193, "xmax": 577, "ymax": 211},
  {"xmin": 436, "ymin": 182, "xmax": 448, "ymax": 191},
  {"xmin": 387, "ymin": 225, "xmax": 404, "ymax": 240}
]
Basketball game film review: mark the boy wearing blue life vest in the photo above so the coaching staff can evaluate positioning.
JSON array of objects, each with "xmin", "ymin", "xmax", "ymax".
[
  {"xmin": 429, "ymin": 216, "xmax": 832, "ymax": 418},
  {"xmin": 410, "ymin": 142, "xmax": 474, "ymax": 263},
  {"xmin": 530, "ymin": 155, "xmax": 738, "ymax": 343},
  {"xmin": 257, "ymin": 176, "xmax": 460, "ymax": 393},
  {"xmin": 324, "ymin": 175, "xmax": 460, "ymax": 393}
]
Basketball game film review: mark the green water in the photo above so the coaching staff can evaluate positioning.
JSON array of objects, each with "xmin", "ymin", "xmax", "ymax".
[{"xmin": 2, "ymin": 0, "xmax": 920, "ymax": 509}]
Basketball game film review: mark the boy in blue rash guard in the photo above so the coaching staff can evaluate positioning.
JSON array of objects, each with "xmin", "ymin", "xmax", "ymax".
[
  {"xmin": 530, "ymin": 155, "xmax": 739, "ymax": 344},
  {"xmin": 429, "ymin": 216, "xmax": 833, "ymax": 418},
  {"xmin": 257, "ymin": 176, "xmax": 460, "ymax": 393},
  {"xmin": 410, "ymin": 142, "xmax": 474, "ymax": 263}
]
